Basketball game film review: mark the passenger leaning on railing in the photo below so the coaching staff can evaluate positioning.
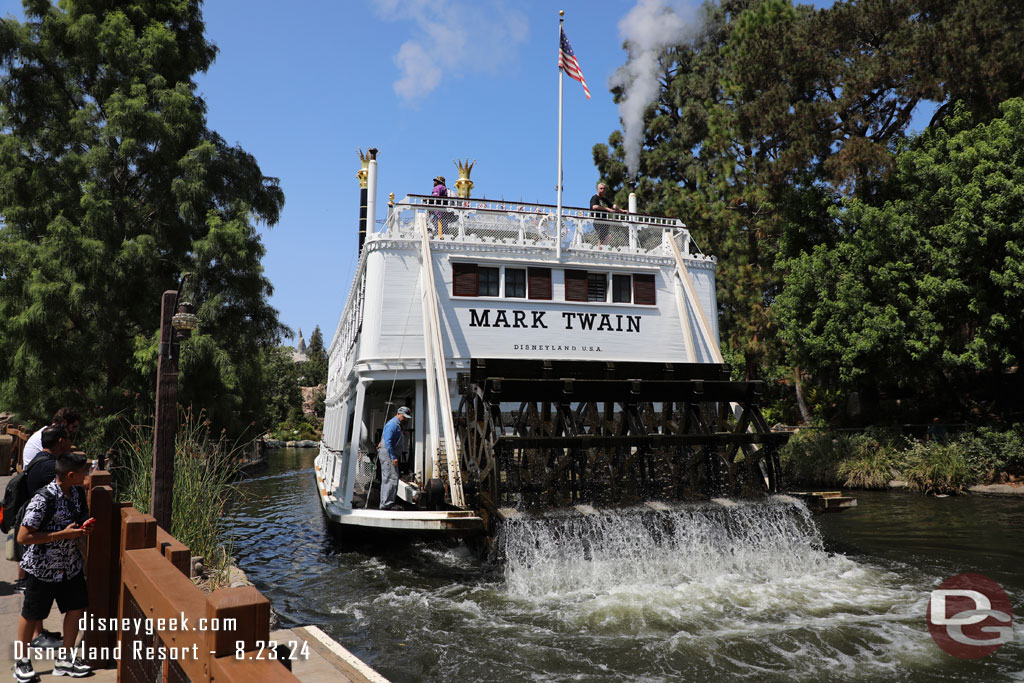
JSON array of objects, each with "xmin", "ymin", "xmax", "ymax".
[
  {"xmin": 14, "ymin": 451, "xmax": 95, "ymax": 681},
  {"xmin": 430, "ymin": 175, "xmax": 453, "ymax": 238},
  {"xmin": 589, "ymin": 182, "xmax": 626, "ymax": 247}
]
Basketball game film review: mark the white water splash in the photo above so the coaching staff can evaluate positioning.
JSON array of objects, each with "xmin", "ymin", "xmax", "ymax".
[
  {"xmin": 495, "ymin": 501, "xmax": 937, "ymax": 680},
  {"xmin": 612, "ymin": 0, "xmax": 699, "ymax": 177}
]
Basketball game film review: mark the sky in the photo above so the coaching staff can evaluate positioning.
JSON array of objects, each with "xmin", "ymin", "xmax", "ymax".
[{"xmin": 3, "ymin": 0, "xmax": 862, "ymax": 347}]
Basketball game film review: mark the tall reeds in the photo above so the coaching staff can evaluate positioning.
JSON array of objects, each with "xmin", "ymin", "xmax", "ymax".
[{"xmin": 111, "ymin": 409, "xmax": 243, "ymax": 585}]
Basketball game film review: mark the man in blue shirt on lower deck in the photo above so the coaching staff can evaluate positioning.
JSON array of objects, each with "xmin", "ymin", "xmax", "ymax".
[{"xmin": 379, "ymin": 406, "xmax": 411, "ymax": 510}]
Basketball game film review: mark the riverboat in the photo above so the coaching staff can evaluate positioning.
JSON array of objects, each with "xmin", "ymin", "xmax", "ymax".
[{"xmin": 314, "ymin": 151, "xmax": 789, "ymax": 537}]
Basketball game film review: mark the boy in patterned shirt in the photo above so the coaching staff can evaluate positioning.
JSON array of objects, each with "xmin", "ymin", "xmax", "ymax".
[{"xmin": 13, "ymin": 452, "xmax": 94, "ymax": 681}]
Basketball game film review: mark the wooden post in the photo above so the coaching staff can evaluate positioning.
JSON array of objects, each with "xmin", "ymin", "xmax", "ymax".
[
  {"xmin": 156, "ymin": 526, "xmax": 191, "ymax": 576},
  {"xmin": 152, "ymin": 290, "xmax": 178, "ymax": 531},
  {"xmin": 83, "ymin": 481, "xmax": 115, "ymax": 665},
  {"xmin": 206, "ymin": 587, "xmax": 271, "ymax": 658},
  {"xmin": 117, "ymin": 510, "xmax": 158, "ymax": 683}
]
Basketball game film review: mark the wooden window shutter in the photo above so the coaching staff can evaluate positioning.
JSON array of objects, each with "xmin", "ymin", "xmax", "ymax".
[
  {"xmin": 527, "ymin": 267, "xmax": 552, "ymax": 300},
  {"xmin": 565, "ymin": 269, "xmax": 588, "ymax": 302},
  {"xmin": 452, "ymin": 263, "xmax": 478, "ymax": 296},
  {"xmin": 633, "ymin": 273, "xmax": 656, "ymax": 305}
]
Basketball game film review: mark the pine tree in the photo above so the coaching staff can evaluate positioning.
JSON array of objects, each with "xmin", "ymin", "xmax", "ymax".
[
  {"xmin": 303, "ymin": 326, "xmax": 328, "ymax": 388},
  {"xmin": 0, "ymin": 0, "xmax": 285, "ymax": 439}
]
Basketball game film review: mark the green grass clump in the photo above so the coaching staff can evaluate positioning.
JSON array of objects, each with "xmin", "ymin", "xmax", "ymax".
[
  {"xmin": 112, "ymin": 409, "xmax": 243, "ymax": 585},
  {"xmin": 838, "ymin": 449, "xmax": 896, "ymax": 489},
  {"xmin": 779, "ymin": 429, "xmax": 845, "ymax": 488},
  {"xmin": 903, "ymin": 440, "xmax": 972, "ymax": 495}
]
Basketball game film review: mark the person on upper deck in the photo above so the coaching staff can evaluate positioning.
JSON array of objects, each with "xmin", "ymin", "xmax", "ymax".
[
  {"xmin": 378, "ymin": 406, "xmax": 411, "ymax": 510},
  {"xmin": 589, "ymin": 182, "xmax": 626, "ymax": 247},
  {"xmin": 431, "ymin": 175, "xmax": 452, "ymax": 238}
]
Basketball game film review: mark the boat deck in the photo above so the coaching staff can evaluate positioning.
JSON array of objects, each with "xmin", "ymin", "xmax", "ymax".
[{"xmin": 314, "ymin": 462, "xmax": 485, "ymax": 536}]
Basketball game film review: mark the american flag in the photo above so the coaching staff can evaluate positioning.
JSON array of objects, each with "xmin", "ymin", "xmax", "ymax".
[{"xmin": 559, "ymin": 26, "xmax": 590, "ymax": 99}]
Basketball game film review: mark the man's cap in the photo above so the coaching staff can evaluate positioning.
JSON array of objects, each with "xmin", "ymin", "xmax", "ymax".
[
  {"xmin": 397, "ymin": 406, "xmax": 413, "ymax": 418},
  {"xmin": 433, "ymin": 175, "xmax": 446, "ymax": 185}
]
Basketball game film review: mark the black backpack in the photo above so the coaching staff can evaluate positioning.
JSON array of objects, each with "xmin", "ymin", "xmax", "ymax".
[{"xmin": 0, "ymin": 453, "xmax": 55, "ymax": 534}]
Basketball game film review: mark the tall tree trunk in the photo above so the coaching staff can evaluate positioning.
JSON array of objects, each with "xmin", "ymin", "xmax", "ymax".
[{"xmin": 794, "ymin": 367, "xmax": 813, "ymax": 424}]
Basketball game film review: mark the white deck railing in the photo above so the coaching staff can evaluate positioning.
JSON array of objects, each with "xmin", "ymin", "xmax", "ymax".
[{"xmin": 376, "ymin": 195, "xmax": 701, "ymax": 257}]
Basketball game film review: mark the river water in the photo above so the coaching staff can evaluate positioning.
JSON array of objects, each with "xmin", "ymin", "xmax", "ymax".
[{"xmin": 223, "ymin": 448, "xmax": 1024, "ymax": 682}]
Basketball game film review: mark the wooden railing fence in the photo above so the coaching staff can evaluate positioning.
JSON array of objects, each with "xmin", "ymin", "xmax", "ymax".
[
  {"xmin": 1, "ymin": 424, "xmax": 29, "ymax": 473},
  {"xmin": 84, "ymin": 471, "xmax": 297, "ymax": 682}
]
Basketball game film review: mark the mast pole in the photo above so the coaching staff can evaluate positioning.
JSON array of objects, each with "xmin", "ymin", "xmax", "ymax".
[{"xmin": 556, "ymin": 10, "xmax": 564, "ymax": 260}]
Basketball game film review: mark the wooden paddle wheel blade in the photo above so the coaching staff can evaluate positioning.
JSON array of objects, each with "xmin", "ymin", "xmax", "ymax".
[{"xmin": 455, "ymin": 359, "xmax": 791, "ymax": 527}]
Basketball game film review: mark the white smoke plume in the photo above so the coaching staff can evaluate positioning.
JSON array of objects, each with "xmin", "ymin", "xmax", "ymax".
[
  {"xmin": 372, "ymin": 0, "xmax": 528, "ymax": 103},
  {"xmin": 612, "ymin": 0, "xmax": 699, "ymax": 177}
]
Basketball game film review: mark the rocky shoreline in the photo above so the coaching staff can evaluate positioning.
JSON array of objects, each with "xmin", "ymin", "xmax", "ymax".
[
  {"xmin": 883, "ymin": 479, "xmax": 1024, "ymax": 495},
  {"xmin": 262, "ymin": 438, "xmax": 319, "ymax": 449}
]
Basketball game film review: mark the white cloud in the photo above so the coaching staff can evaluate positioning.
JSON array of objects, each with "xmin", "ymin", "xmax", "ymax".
[{"xmin": 372, "ymin": 0, "xmax": 529, "ymax": 102}]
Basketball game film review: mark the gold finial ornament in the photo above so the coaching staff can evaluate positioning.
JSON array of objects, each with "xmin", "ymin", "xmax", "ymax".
[
  {"xmin": 388, "ymin": 192, "xmax": 395, "ymax": 207},
  {"xmin": 356, "ymin": 148, "xmax": 369, "ymax": 189},
  {"xmin": 453, "ymin": 158, "xmax": 476, "ymax": 199},
  {"xmin": 559, "ymin": 10, "xmax": 564, "ymax": 17}
]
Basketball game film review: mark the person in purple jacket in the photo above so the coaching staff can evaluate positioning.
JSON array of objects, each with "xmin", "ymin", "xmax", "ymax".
[{"xmin": 431, "ymin": 175, "xmax": 452, "ymax": 237}]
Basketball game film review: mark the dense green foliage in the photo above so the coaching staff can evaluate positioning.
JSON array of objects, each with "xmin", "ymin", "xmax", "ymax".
[
  {"xmin": 776, "ymin": 100, "xmax": 1024, "ymax": 419},
  {"xmin": 781, "ymin": 426, "xmax": 1024, "ymax": 494},
  {"xmin": 0, "ymin": 0, "xmax": 285, "ymax": 442},
  {"xmin": 595, "ymin": 0, "xmax": 1024, "ymax": 424},
  {"xmin": 258, "ymin": 345, "xmax": 304, "ymax": 431},
  {"xmin": 301, "ymin": 325, "xmax": 328, "ymax": 388}
]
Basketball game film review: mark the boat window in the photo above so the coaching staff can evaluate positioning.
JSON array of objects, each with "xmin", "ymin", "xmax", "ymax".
[
  {"xmin": 479, "ymin": 267, "xmax": 500, "ymax": 297},
  {"xmin": 612, "ymin": 274, "xmax": 632, "ymax": 303},
  {"xmin": 565, "ymin": 269, "xmax": 587, "ymax": 302},
  {"xmin": 505, "ymin": 268, "xmax": 526, "ymax": 298},
  {"xmin": 587, "ymin": 273, "xmax": 607, "ymax": 302},
  {"xmin": 528, "ymin": 267, "xmax": 552, "ymax": 300},
  {"xmin": 452, "ymin": 263, "xmax": 478, "ymax": 297},
  {"xmin": 634, "ymin": 273, "xmax": 656, "ymax": 305}
]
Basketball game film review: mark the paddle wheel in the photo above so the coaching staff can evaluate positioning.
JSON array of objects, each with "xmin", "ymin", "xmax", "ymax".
[{"xmin": 455, "ymin": 359, "xmax": 789, "ymax": 529}]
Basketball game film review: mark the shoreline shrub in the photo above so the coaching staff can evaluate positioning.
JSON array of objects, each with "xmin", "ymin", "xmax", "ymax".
[{"xmin": 903, "ymin": 440, "xmax": 972, "ymax": 495}]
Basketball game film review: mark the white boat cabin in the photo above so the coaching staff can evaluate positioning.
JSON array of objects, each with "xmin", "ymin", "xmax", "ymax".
[{"xmin": 314, "ymin": 189, "xmax": 722, "ymax": 533}]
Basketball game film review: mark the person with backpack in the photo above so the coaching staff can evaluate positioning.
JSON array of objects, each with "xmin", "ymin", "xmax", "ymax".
[
  {"xmin": 13, "ymin": 451, "xmax": 94, "ymax": 682},
  {"xmin": 2, "ymin": 425, "xmax": 72, "ymax": 650}
]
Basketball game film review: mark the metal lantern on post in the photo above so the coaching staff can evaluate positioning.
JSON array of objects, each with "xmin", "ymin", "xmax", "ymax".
[{"xmin": 151, "ymin": 274, "xmax": 197, "ymax": 531}]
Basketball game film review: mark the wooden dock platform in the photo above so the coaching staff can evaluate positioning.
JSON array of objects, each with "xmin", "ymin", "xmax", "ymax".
[{"xmin": 789, "ymin": 490, "xmax": 858, "ymax": 514}]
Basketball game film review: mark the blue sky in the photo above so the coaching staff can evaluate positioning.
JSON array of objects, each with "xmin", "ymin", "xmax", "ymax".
[{"xmin": 4, "ymin": 0, "xmax": 878, "ymax": 346}]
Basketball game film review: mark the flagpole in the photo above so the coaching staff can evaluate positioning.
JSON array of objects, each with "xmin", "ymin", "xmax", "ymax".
[{"xmin": 556, "ymin": 10, "xmax": 564, "ymax": 260}]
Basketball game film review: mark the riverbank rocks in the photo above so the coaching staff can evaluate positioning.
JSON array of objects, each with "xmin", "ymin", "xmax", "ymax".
[
  {"xmin": 262, "ymin": 438, "xmax": 318, "ymax": 449},
  {"xmin": 969, "ymin": 483, "xmax": 1024, "ymax": 496}
]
